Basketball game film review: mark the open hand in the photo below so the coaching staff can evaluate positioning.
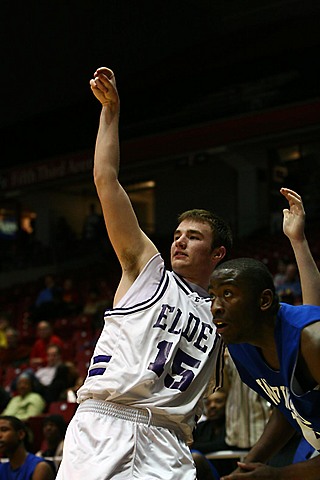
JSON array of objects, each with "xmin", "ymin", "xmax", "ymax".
[{"xmin": 280, "ymin": 187, "xmax": 305, "ymax": 242}]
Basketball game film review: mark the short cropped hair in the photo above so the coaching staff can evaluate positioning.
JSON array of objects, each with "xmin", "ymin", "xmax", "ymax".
[
  {"xmin": 214, "ymin": 257, "xmax": 280, "ymax": 314},
  {"xmin": 0, "ymin": 415, "xmax": 30, "ymax": 448},
  {"xmin": 178, "ymin": 209, "xmax": 233, "ymax": 257},
  {"xmin": 0, "ymin": 415, "xmax": 26, "ymax": 432}
]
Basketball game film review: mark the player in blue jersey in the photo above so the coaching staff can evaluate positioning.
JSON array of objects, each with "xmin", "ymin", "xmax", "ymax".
[
  {"xmin": 209, "ymin": 190, "xmax": 320, "ymax": 479},
  {"xmin": 0, "ymin": 416, "xmax": 55, "ymax": 480},
  {"xmin": 56, "ymin": 67, "xmax": 233, "ymax": 480}
]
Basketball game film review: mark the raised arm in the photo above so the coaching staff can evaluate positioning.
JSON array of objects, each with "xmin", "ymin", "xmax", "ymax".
[
  {"xmin": 90, "ymin": 68, "xmax": 157, "ymax": 301},
  {"xmin": 281, "ymin": 187, "xmax": 320, "ymax": 306}
]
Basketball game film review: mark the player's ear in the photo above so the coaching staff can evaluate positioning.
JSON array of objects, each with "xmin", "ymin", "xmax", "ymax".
[
  {"xmin": 211, "ymin": 246, "xmax": 226, "ymax": 263},
  {"xmin": 17, "ymin": 428, "xmax": 26, "ymax": 442},
  {"xmin": 260, "ymin": 289, "xmax": 274, "ymax": 311}
]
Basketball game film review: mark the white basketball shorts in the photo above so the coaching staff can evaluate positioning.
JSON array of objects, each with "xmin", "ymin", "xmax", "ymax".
[{"xmin": 55, "ymin": 399, "xmax": 197, "ymax": 480}]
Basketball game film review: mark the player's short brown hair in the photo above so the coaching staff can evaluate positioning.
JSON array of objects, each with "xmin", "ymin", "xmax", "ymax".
[{"xmin": 178, "ymin": 209, "xmax": 233, "ymax": 257}]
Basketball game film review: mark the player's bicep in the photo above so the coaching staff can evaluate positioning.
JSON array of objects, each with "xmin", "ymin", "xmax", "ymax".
[
  {"xmin": 98, "ymin": 180, "xmax": 157, "ymax": 270},
  {"xmin": 33, "ymin": 461, "xmax": 55, "ymax": 480}
]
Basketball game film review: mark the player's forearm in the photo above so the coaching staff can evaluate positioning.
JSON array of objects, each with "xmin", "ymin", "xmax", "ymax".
[
  {"xmin": 241, "ymin": 434, "xmax": 293, "ymax": 465},
  {"xmin": 275, "ymin": 456, "xmax": 320, "ymax": 480},
  {"xmin": 290, "ymin": 237, "xmax": 320, "ymax": 306},
  {"xmin": 92, "ymin": 106, "xmax": 157, "ymax": 269},
  {"xmin": 242, "ymin": 410, "xmax": 296, "ymax": 464},
  {"xmin": 93, "ymin": 107, "xmax": 120, "ymax": 190}
]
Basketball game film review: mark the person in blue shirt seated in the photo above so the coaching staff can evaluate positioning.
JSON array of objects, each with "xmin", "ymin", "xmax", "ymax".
[
  {"xmin": 191, "ymin": 389, "xmax": 238, "ymax": 479},
  {"xmin": 0, "ymin": 415, "xmax": 55, "ymax": 480}
]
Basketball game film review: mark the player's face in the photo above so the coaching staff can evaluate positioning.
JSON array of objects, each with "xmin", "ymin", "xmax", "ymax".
[
  {"xmin": 0, "ymin": 420, "xmax": 22, "ymax": 456},
  {"xmin": 47, "ymin": 347, "xmax": 60, "ymax": 366},
  {"xmin": 205, "ymin": 391, "xmax": 226, "ymax": 421},
  {"xmin": 209, "ymin": 269, "xmax": 259, "ymax": 344},
  {"xmin": 17, "ymin": 377, "xmax": 32, "ymax": 397},
  {"xmin": 170, "ymin": 219, "xmax": 214, "ymax": 279},
  {"xmin": 37, "ymin": 322, "xmax": 51, "ymax": 339},
  {"xmin": 43, "ymin": 421, "xmax": 61, "ymax": 442}
]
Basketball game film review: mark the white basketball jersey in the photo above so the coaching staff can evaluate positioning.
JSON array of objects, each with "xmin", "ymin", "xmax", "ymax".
[{"xmin": 77, "ymin": 254, "xmax": 224, "ymax": 443}]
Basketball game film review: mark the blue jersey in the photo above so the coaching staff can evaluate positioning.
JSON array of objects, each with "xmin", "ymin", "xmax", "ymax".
[
  {"xmin": 228, "ymin": 303, "xmax": 320, "ymax": 451},
  {"xmin": 0, "ymin": 453, "xmax": 46, "ymax": 480}
]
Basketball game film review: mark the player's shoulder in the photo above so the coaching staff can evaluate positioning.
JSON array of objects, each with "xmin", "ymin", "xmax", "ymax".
[{"xmin": 34, "ymin": 458, "xmax": 55, "ymax": 479}]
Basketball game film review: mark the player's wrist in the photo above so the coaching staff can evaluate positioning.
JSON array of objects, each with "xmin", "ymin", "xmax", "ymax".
[{"xmin": 289, "ymin": 235, "xmax": 308, "ymax": 247}]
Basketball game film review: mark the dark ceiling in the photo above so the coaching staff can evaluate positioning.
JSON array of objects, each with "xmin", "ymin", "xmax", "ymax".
[{"xmin": 2, "ymin": 0, "xmax": 320, "ymax": 168}]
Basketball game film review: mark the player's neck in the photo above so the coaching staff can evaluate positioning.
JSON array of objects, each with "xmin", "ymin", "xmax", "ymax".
[
  {"xmin": 259, "ymin": 341, "xmax": 280, "ymax": 371},
  {"xmin": 9, "ymin": 447, "xmax": 28, "ymax": 470}
]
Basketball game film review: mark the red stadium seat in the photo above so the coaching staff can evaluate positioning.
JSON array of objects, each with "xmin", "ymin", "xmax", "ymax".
[{"xmin": 48, "ymin": 401, "xmax": 78, "ymax": 423}]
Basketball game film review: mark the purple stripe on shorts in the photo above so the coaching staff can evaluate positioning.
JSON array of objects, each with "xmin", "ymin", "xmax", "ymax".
[
  {"xmin": 93, "ymin": 355, "xmax": 111, "ymax": 364},
  {"xmin": 88, "ymin": 367, "xmax": 106, "ymax": 376}
]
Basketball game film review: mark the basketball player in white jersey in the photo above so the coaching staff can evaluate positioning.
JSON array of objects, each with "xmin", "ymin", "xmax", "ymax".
[{"xmin": 56, "ymin": 67, "xmax": 232, "ymax": 480}]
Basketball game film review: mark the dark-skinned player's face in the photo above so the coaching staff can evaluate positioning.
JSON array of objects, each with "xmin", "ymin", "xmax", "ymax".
[
  {"xmin": 0, "ymin": 420, "xmax": 24, "ymax": 456},
  {"xmin": 209, "ymin": 268, "xmax": 260, "ymax": 344}
]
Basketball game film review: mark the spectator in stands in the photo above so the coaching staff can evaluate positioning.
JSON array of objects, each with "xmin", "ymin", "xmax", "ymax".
[
  {"xmin": 276, "ymin": 261, "xmax": 302, "ymax": 304},
  {"xmin": 82, "ymin": 287, "xmax": 104, "ymax": 328},
  {"xmin": 1, "ymin": 372, "xmax": 46, "ymax": 421},
  {"xmin": 34, "ymin": 344, "xmax": 71, "ymax": 403},
  {"xmin": 29, "ymin": 320, "xmax": 64, "ymax": 369},
  {"xmin": 191, "ymin": 390, "xmax": 238, "ymax": 479},
  {"xmin": 272, "ymin": 258, "xmax": 288, "ymax": 289},
  {"xmin": 36, "ymin": 414, "xmax": 67, "ymax": 472},
  {"xmin": 60, "ymin": 277, "xmax": 82, "ymax": 316},
  {"xmin": 0, "ymin": 312, "xmax": 10, "ymax": 348},
  {"xmin": 82, "ymin": 203, "xmax": 102, "ymax": 246},
  {"xmin": 0, "ymin": 415, "xmax": 55, "ymax": 479},
  {"xmin": 82, "ymin": 287, "xmax": 100, "ymax": 316},
  {"xmin": 192, "ymin": 390, "xmax": 229, "ymax": 453},
  {"xmin": 32, "ymin": 274, "xmax": 62, "ymax": 320},
  {"xmin": 0, "ymin": 327, "xmax": 31, "ymax": 369}
]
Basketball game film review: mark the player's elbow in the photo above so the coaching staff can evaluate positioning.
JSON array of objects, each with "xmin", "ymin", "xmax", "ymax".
[{"xmin": 94, "ymin": 164, "xmax": 118, "ymax": 190}]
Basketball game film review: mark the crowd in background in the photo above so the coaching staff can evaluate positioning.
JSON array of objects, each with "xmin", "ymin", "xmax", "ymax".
[{"xmin": 0, "ymin": 224, "xmax": 319, "ymax": 478}]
